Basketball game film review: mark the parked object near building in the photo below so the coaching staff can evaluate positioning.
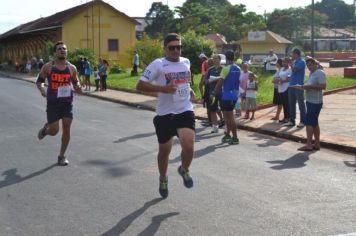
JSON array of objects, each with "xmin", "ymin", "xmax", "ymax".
[{"xmin": 239, "ymin": 31, "xmax": 292, "ymax": 69}]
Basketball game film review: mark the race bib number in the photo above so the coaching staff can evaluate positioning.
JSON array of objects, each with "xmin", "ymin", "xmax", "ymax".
[
  {"xmin": 173, "ymin": 83, "xmax": 190, "ymax": 102},
  {"xmin": 57, "ymin": 85, "xmax": 71, "ymax": 98}
]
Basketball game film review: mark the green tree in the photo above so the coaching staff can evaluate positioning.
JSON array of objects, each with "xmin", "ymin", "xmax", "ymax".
[
  {"xmin": 67, "ymin": 48, "xmax": 96, "ymax": 68},
  {"xmin": 127, "ymin": 36, "xmax": 164, "ymax": 68},
  {"xmin": 145, "ymin": 2, "xmax": 176, "ymax": 38},
  {"xmin": 266, "ymin": 7, "xmax": 327, "ymax": 41},
  {"xmin": 314, "ymin": 0, "xmax": 354, "ymax": 27},
  {"xmin": 181, "ymin": 30, "xmax": 215, "ymax": 75}
]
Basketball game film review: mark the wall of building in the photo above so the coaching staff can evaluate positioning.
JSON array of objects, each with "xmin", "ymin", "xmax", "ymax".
[{"xmin": 62, "ymin": 2, "xmax": 137, "ymax": 67}]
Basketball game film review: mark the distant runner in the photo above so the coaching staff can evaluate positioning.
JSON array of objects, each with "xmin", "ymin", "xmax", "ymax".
[{"xmin": 36, "ymin": 41, "xmax": 82, "ymax": 166}]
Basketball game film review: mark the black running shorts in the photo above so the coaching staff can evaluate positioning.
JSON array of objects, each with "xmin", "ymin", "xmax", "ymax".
[
  {"xmin": 153, "ymin": 111, "xmax": 195, "ymax": 144},
  {"xmin": 220, "ymin": 99, "xmax": 236, "ymax": 112},
  {"xmin": 46, "ymin": 102, "xmax": 73, "ymax": 124}
]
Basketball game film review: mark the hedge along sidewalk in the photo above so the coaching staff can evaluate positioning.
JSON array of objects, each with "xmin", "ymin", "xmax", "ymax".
[{"xmin": 1, "ymin": 70, "xmax": 356, "ymax": 154}]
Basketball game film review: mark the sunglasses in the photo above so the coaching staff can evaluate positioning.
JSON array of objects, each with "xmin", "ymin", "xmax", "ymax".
[
  {"xmin": 57, "ymin": 47, "xmax": 67, "ymax": 51},
  {"xmin": 167, "ymin": 45, "xmax": 183, "ymax": 51}
]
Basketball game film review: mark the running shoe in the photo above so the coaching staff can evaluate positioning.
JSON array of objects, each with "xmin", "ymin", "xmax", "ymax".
[
  {"xmin": 57, "ymin": 156, "xmax": 69, "ymax": 166},
  {"xmin": 159, "ymin": 179, "xmax": 168, "ymax": 198},
  {"xmin": 229, "ymin": 137, "xmax": 240, "ymax": 145},
  {"xmin": 178, "ymin": 166, "xmax": 193, "ymax": 188},
  {"xmin": 210, "ymin": 125, "xmax": 219, "ymax": 133},
  {"xmin": 37, "ymin": 125, "xmax": 47, "ymax": 140},
  {"xmin": 297, "ymin": 122, "xmax": 305, "ymax": 128},
  {"xmin": 222, "ymin": 134, "xmax": 231, "ymax": 143}
]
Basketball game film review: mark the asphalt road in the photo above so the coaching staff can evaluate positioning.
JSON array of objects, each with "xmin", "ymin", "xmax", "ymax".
[{"xmin": 1, "ymin": 77, "xmax": 356, "ymax": 236}]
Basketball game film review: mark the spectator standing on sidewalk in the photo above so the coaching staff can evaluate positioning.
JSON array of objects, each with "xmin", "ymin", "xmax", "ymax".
[
  {"xmin": 244, "ymin": 73, "xmax": 258, "ymax": 120},
  {"xmin": 271, "ymin": 59, "xmax": 283, "ymax": 121},
  {"xmin": 277, "ymin": 57, "xmax": 292, "ymax": 123},
  {"xmin": 131, "ymin": 50, "xmax": 139, "ymax": 76},
  {"xmin": 93, "ymin": 66, "xmax": 100, "ymax": 91},
  {"xmin": 296, "ymin": 57, "xmax": 326, "ymax": 151},
  {"xmin": 136, "ymin": 33, "xmax": 196, "ymax": 198},
  {"xmin": 100, "ymin": 59, "xmax": 109, "ymax": 91},
  {"xmin": 286, "ymin": 48, "xmax": 306, "ymax": 128},
  {"xmin": 83, "ymin": 57, "xmax": 91, "ymax": 91}
]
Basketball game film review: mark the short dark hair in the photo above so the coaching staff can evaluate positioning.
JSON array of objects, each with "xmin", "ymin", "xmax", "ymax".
[
  {"xmin": 292, "ymin": 48, "xmax": 301, "ymax": 56},
  {"xmin": 53, "ymin": 41, "xmax": 65, "ymax": 52},
  {"xmin": 277, "ymin": 58, "xmax": 283, "ymax": 67},
  {"xmin": 164, "ymin": 33, "xmax": 181, "ymax": 46},
  {"xmin": 225, "ymin": 50, "xmax": 235, "ymax": 61}
]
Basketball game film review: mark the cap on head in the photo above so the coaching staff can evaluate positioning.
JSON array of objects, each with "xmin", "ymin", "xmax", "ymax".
[
  {"xmin": 306, "ymin": 57, "xmax": 319, "ymax": 64},
  {"xmin": 225, "ymin": 50, "xmax": 235, "ymax": 61},
  {"xmin": 164, "ymin": 33, "xmax": 181, "ymax": 47}
]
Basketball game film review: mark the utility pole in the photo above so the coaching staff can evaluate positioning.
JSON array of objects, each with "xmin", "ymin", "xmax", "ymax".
[{"xmin": 311, "ymin": 0, "xmax": 315, "ymax": 57}]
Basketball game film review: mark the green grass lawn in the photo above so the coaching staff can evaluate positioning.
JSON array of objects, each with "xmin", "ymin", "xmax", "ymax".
[{"xmin": 105, "ymin": 70, "xmax": 356, "ymax": 105}]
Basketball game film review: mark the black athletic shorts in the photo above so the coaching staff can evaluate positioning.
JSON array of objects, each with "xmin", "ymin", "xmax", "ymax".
[
  {"xmin": 46, "ymin": 102, "xmax": 73, "ymax": 124},
  {"xmin": 220, "ymin": 99, "xmax": 236, "ymax": 112},
  {"xmin": 153, "ymin": 111, "xmax": 195, "ymax": 144},
  {"xmin": 207, "ymin": 96, "xmax": 219, "ymax": 112}
]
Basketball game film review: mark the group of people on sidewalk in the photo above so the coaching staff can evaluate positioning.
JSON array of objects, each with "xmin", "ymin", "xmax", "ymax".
[
  {"xmin": 34, "ymin": 34, "xmax": 326, "ymax": 199},
  {"xmin": 270, "ymin": 48, "xmax": 326, "ymax": 151},
  {"xmin": 76, "ymin": 56, "xmax": 109, "ymax": 91}
]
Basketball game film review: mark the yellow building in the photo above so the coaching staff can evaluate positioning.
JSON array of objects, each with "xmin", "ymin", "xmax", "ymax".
[
  {"xmin": 239, "ymin": 31, "xmax": 293, "ymax": 63},
  {"xmin": 0, "ymin": 0, "xmax": 138, "ymax": 67}
]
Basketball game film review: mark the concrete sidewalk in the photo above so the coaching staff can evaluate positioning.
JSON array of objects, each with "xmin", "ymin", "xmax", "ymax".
[{"xmin": 1, "ymin": 71, "xmax": 356, "ymax": 153}]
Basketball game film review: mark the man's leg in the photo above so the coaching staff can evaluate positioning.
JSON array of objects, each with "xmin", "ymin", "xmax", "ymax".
[
  {"xmin": 313, "ymin": 125, "xmax": 321, "ymax": 149},
  {"xmin": 59, "ymin": 117, "xmax": 72, "ymax": 157},
  {"xmin": 224, "ymin": 111, "xmax": 237, "ymax": 138},
  {"xmin": 177, "ymin": 128, "xmax": 195, "ymax": 171},
  {"xmin": 157, "ymin": 138, "xmax": 173, "ymax": 181},
  {"xmin": 288, "ymin": 88, "xmax": 296, "ymax": 124},
  {"xmin": 296, "ymin": 89, "xmax": 306, "ymax": 124}
]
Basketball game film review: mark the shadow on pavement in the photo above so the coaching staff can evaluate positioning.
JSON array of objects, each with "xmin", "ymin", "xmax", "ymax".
[
  {"xmin": 344, "ymin": 155, "xmax": 356, "ymax": 172},
  {"xmin": 0, "ymin": 164, "xmax": 56, "ymax": 189},
  {"xmin": 266, "ymin": 152, "xmax": 312, "ymax": 170},
  {"xmin": 100, "ymin": 198, "xmax": 166, "ymax": 236},
  {"xmin": 169, "ymin": 143, "xmax": 227, "ymax": 164},
  {"xmin": 249, "ymin": 133, "xmax": 285, "ymax": 147},
  {"xmin": 113, "ymin": 132, "xmax": 156, "ymax": 143},
  {"xmin": 84, "ymin": 159, "xmax": 132, "ymax": 178},
  {"xmin": 137, "ymin": 212, "xmax": 180, "ymax": 236}
]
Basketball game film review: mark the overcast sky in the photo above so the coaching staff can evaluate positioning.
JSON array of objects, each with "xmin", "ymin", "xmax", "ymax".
[{"xmin": 0, "ymin": 0, "xmax": 353, "ymax": 34}]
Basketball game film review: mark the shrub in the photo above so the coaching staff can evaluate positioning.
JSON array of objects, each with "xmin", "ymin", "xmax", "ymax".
[
  {"xmin": 127, "ymin": 36, "xmax": 164, "ymax": 69},
  {"xmin": 181, "ymin": 30, "xmax": 216, "ymax": 75},
  {"xmin": 109, "ymin": 63, "xmax": 126, "ymax": 74}
]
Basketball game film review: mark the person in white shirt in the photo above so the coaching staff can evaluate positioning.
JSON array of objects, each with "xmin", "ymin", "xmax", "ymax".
[
  {"xmin": 296, "ymin": 57, "xmax": 326, "ymax": 151},
  {"xmin": 277, "ymin": 57, "xmax": 292, "ymax": 123},
  {"xmin": 244, "ymin": 73, "xmax": 258, "ymax": 120},
  {"xmin": 265, "ymin": 49, "xmax": 278, "ymax": 73},
  {"xmin": 271, "ymin": 59, "xmax": 283, "ymax": 121},
  {"xmin": 136, "ymin": 33, "xmax": 195, "ymax": 198}
]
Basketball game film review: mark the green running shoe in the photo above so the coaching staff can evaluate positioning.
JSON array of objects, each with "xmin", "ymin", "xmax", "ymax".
[
  {"xmin": 222, "ymin": 134, "xmax": 231, "ymax": 143},
  {"xmin": 228, "ymin": 137, "xmax": 240, "ymax": 145},
  {"xmin": 159, "ymin": 179, "xmax": 168, "ymax": 198}
]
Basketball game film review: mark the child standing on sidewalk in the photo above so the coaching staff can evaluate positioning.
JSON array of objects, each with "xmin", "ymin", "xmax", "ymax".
[
  {"xmin": 244, "ymin": 73, "xmax": 258, "ymax": 120},
  {"xmin": 93, "ymin": 66, "xmax": 100, "ymax": 91}
]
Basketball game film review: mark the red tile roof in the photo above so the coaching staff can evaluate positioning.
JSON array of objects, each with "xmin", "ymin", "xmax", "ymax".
[{"xmin": 0, "ymin": 0, "xmax": 139, "ymax": 40}]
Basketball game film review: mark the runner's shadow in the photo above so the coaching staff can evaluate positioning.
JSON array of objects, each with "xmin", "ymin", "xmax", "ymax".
[
  {"xmin": 266, "ymin": 153, "xmax": 311, "ymax": 170},
  {"xmin": 84, "ymin": 160, "xmax": 132, "ymax": 178},
  {"xmin": 344, "ymin": 155, "xmax": 356, "ymax": 172},
  {"xmin": 169, "ymin": 143, "xmax": 227, "ymax": 164},
  {"xmin": 113, "ymin": 132, "xmax": 155, "ymax": 143},
  {"xmin": 0, "ymin": 164, "xmax": 56, "ymax": 189},
  {"xmin": 137, "ymin": 212, "xmax": 180, "ymax": 236},
  {"xmin": 100, "ymin": 198, "xmax": 163, "ymax": 236}
]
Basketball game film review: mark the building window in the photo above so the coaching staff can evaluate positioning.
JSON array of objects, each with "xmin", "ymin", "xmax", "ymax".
[{"xmin": 108, "ymin": 39, "xmax": 119, "ymax": 51}]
